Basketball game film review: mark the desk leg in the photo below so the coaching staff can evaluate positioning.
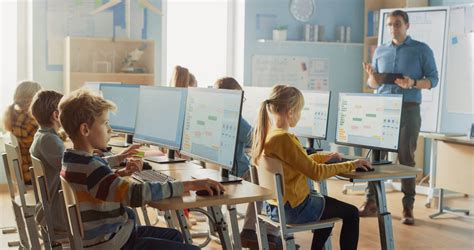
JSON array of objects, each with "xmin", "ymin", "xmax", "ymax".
[
  {"xmin": 374, "ymin": 181, "xmax": 394, "ymax": 250},
  {"xmin": 209, "ymin": 206, "xmax": 233, "ymax": 250},
  {"xmin": 227, "ymin": 205, "xmax": 242, "ymax": 249},
  {"xmin": 426, "ymin": 139, "xmax": 438, "ymax": 208},
  {"xmin": 429, "ymin": 188, "xmax": 471, "ymax": 219},
  {"xmin": 164, "ymin": 210, "xmax": 176, "ymax": 228},
  {"xmin": 175, "ymin": 209, "xmax": 194, "ymax": 244},
  {"xmin": 318, "ymin": 181, "xmax": 333, "ymax": 250}
]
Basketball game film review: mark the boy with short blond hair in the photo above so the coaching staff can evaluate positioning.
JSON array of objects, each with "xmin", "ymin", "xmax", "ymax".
[{"xmin": 59, "ymin": 89, "xmax": 223, "ymax": 249}]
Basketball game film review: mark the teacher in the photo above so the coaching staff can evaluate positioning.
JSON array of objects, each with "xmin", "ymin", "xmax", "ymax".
[{"xmin": 361, "ymin": 9, "xmax": 439, "ymax": 225}]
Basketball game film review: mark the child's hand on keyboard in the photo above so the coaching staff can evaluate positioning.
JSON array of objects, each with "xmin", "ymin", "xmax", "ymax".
[
  {"xmin": 323, "ymin": 152, "xmax": 343, "ymax": 163},
  {"xmin": 117, "ymin": 158, "xmax": 143, "ymax": 176},
  {"xmin": 183, "ymin": 179, "xmax": 225, "ymax": 196}
]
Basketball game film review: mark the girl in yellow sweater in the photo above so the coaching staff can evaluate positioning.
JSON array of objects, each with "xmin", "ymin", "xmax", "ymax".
[{"xmin": 251, "ymin": 85, "xmax": 372, "ymax": 250}]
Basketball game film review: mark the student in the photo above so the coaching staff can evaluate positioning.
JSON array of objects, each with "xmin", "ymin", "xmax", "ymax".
[
  {"xmin": 3, "ymin": 80, "xmax": 42, "ymax": 184},
  {"xmin": 58, "ymin": 89, "xmax": 223, "ymax": 249},
  {"xmin": 189, "ymin": 73, "xmax": 197, "ymax": 87},
  {"xmin": 214, "ymin": 77, "xmax": 251, "ymax": 177},
  {"xmin": 170, "ymin": 65, "xmax": 191, "ymax": 88},
  {"xmin": 251, "ymin": 85, "xmax": 372, "ymax": 250},
  {"xmin": 30, "ymin": 90, "xmax": 143, "ymax": 235}
]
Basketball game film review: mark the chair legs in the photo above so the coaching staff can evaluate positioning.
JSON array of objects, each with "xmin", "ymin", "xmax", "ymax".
[
  {"xmin": 25, "ymin": 213, "xmax": 41, "ymax": 249},
  {"xmin": 11, "ymin": 202, "xmax": 30, "ymax": 249}
]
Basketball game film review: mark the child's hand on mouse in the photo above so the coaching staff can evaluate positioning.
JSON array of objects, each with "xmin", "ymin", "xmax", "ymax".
[
  {"xmin": 354, "ymin": 159, "xmax": 373, "ymax": 171},
  {"xmin": 117, "ymin": 158, "xmax": 143, "ymax": 176},
  {"xmin": 183, "ymin": 179, "xmax": 225, "ymax": 196}
]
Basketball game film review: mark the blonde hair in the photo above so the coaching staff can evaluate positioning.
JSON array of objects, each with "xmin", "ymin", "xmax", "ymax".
[
  {"xmin": 3, "ymin": 81, "xmax": 42, "ymax": 131},
  {"xmin": 214, "ymin": 77, "xmax": 242, "ymax": 90},
  {"xmin": 30, "ymin": 90, "xmax": 64, "ymax": 127},
  {"xmin": 250, "ymin": 85, "xmax": 304, "ymax": 165},
  {"xmin": 170, "ymin": 65, "xmax": 190, "ymax": 88},
  {"xmin": 59, "ymin": 89, "xmax": 116, "ymax": 140}
]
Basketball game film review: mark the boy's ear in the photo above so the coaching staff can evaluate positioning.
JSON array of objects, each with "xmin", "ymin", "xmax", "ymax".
[
  {"xmin": 52, "ymin": 110, "xmax": 60, "ymax": 122},
  {"xmin": 79, "ymin": 123, "xmax": 90, "ymax": 136}
]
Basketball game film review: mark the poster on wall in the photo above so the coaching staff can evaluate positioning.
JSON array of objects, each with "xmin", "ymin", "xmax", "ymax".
[{"xmin": 251, "ymin": 55, "xmax": 329, "ymax": 90}]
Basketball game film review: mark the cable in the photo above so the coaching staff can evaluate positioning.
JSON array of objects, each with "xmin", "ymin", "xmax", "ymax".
[{"xmin": 365, "ymin": 149, "xmax": 372, "ymax": 159}]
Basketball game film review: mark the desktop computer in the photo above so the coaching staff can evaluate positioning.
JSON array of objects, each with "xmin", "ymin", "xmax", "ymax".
[
  {"xmin": 290, "ymin": 90, "xmax": 331, "ymax": 150},
  {"xmin": 241, "ymin": 86, "xmax": 273, "ymax": 126},
  {"xmin": 133, "ymin": 86, "xmax": 187, "ymax": 164},
  {"xmin": 100, "ymin": 83, "xmax": 141, "ymax": 147},
  {"xmin": 181, "ymin": 88, "xmax": 244, "ymax": 183},
  {"xmin": 335, "ymin": 93, "xmax": 403, "ymax": 165}
]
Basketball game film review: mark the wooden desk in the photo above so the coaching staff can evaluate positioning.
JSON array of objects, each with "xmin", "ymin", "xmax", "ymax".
[
  {"xmin": 338, "ymin": 164, "xmax": 421, "ymax": 250},
  {"xmin": 422, "ymin": 134, "xmax": 473, "ymax": 219},
  {"xmin": 147, "ymin": 168, "xmax": 273, "ymax": 250}
]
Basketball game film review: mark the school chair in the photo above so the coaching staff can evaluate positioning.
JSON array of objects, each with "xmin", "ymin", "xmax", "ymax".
[
  {"xmin": 60, "ymin": 176, "xmax": 84, "ymax": 250},
  {"xmin": 4, "ymin": 143, "xmax": 41, "ymax": 249},
  {"xmin": 31, "ymin": 156, "xmax": 70, "ymax": 249},
  {"xmin": 253, "ymin": 156, "xmax": 341, "ymax": 250}
]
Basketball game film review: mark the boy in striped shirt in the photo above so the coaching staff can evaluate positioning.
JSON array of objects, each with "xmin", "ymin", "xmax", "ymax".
[{"xmin": 59, "ymin": 89, "xmax": 224, "ymax": 249}]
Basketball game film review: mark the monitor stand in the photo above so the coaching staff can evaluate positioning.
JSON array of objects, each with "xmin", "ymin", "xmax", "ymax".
[
  {"xmin": 192, "ymin": 168, "xmax": 242, "ymax": 184},
  {"xmin": 305, "ymin": 138, "xmax": 323, "ymax": 155},
  {"xmin": 371, "ymin": 149, "xmax": 392, "ymax": 165},
  {"xmin": 109, "ymin": 134, "xmax": 133, "ymax": 148},
  {"xmin": 145, "ymin": 150, "xmax": 186, "ymax": 164}
]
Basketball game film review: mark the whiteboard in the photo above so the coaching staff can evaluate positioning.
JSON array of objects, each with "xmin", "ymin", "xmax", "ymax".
[
  {"xmin": 445, "ymin": 4, "xmax": 474, "ymax": 115},
  {"xmin": 252, "ymin": 55, "xmax": 330, "ymax": 90},
  {"xmin": 379, "ymin": 7, "xmax": 449, "ymax": 132}
]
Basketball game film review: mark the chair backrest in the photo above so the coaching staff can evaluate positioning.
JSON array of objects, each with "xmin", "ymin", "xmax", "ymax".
[
  {"xmin": 2, "ymin": 153, "xmax": 17, "ymax": 200},
  {"xmin": 31, "ymin": 156, "xmax": 48, "ymax": 202},
  {"xmin": 58, "ymin": 190, "xmax": 83, "ymax": 250},
  {"xmin": 60, "ymin": 176, "xmax": 84, "ymax": 238},
  {"xmin": 10, "ymin": 133, "xmax": 19, "ymax": 147},
  {"xmin": 4, "ymin": 143, "xmax": 28, "ymax": 205},
  {"xmin": 255, "ymin": 156, "xmax": 285, "ymax": 200}
]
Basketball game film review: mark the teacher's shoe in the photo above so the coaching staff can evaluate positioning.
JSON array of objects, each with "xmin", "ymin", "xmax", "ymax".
[
  {"xmin": 358, "ymin": 200, "xmax": 378, "ymax": 217},
  {"xmin": 402, "ymin": 208, "xmax": 415, "ymax": 225}
]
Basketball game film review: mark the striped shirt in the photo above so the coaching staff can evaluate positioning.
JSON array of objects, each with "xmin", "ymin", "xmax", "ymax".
[{"xmin": 61, "ymin": 149, "xmax": 184, "ymax": 248}]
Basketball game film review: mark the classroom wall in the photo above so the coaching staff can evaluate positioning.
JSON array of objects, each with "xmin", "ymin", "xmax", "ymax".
[
  {"xmin": 31, "ymin": 0, "xmax": 163, "ymax": 92},
  {"xmin": 243, "ymin": 0, "xmax": 364, "ymax": 150}
]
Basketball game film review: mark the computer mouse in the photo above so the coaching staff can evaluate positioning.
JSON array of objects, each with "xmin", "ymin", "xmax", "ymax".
[
  {"xmin": 355, "ymin": 166, "xmax": 375, "ymax": 172},
  {"xmin": 142, "ymin": 161, "xmax": 152, "ymax": 170},
  {"xmin": 196, "ymin": 188, "xmax": 224, "ymax": 196}
]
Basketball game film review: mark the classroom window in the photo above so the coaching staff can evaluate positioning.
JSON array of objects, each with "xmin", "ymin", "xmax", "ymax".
[
  {"xmin": 165, "ymin": 0, "xmax": 232, "ymax": 87},
  {"xmin": 0, "ymin": 0, "xmax": 19, "ymax": 126}
]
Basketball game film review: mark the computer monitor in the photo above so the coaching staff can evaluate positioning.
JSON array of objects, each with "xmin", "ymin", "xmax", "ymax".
[
  {"xmin": 290, "ymin": 90, "xmax": 331, "ymax": 140},
  {"xmin": 133, "ymin": 86, "xmax": 187, "ymax": 163},
  {"xmin": 181, "ymin": 88, "xmax": 243, "ymax": 182},
  {"xmin": 242, "ymin": 86, "xmax": 273, "ymax": 126},
  {"xmin": 100, "ymin": 84, "xmax": 140, "ymax": 147},
  {"xmin": 335, "ymin": 93, "xmax": 403, "ymax": 165}
]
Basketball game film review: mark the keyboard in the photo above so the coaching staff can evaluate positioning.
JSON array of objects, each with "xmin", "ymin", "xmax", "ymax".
[
  {"xmin": 324, "ymin": 157, "xmax": 352, "ymax": 164},
  {"xmin": 132, "ymin": 170, "xmax": 175, "ymax": 183}
]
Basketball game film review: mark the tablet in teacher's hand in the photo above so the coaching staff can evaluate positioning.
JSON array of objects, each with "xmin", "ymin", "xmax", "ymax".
[{"xmin": 373, "ymin": 73, "xmax": 404, "ymax": 84}]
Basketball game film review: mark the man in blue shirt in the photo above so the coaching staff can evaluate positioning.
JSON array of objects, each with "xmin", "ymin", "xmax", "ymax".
[{"xmin": 360, "ymin": 10, "xmax": 439, "ymax": 225}]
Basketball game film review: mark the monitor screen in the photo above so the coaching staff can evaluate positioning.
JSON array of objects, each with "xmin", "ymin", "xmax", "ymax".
[
  {"xmin": 181, "ymin": 88, "xmax": 243, "ymax": 170},
  {"xmin": 290, "ymin": 90, "xmax": 331, "ymax": 139},
  {"xmin": 133, "ymin": 86, "xmax": 187, "ymax": 150},
  {"xmin": 242, "ymin": 86, "xmax": 273, "ymax": 126},
  {"xmin": 100, "ymin": 84, "xmax": 140, "ymax": 133},
  {"xmin": 335, "ymin": 93, "xmax": 403, "ymax": 151}
]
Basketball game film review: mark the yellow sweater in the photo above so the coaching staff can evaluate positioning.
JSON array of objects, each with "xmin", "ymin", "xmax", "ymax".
[{"xmin": 263, "ymin": 128, "xmax": 357, "ymax": 208}]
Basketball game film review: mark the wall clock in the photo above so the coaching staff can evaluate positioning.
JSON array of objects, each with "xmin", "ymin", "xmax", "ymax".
[{"xmin": 289, "ymin": 0, "xmax": 315, "ymax": 22}]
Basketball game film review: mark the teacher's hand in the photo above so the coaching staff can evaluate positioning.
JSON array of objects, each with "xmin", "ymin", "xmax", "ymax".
[
  {"xmin": 362, "ymin": 63, "xmax": 375, "ymax": 77},
  {"xmin": 395, "ymin": 76, "xmax": 415, "ymax": 89}
]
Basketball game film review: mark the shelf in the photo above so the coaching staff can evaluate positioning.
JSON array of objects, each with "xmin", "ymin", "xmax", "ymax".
[
  {"xmin": 71, "ymin": 72, "xmax": 154, "ymax": 77},
  {"xmin": 257, "ymin": 39, "xmax": 363, "ymax": 47}
]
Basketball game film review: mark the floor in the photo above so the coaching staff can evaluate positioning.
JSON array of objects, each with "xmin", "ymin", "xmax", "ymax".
[{"xmin": 1, "ymin": 179, "xmax": 473, "ymax": 249}]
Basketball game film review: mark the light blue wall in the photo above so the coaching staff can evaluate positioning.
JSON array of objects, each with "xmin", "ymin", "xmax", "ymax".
[{"xmin": 244, "ymin": 0, "xmax": 364, "ymax": 150}]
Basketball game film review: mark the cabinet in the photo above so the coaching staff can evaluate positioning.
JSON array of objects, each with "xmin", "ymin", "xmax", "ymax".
[{"xmin": 64, "ymin": 37, "xmax": 155, "ymax": 93}]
